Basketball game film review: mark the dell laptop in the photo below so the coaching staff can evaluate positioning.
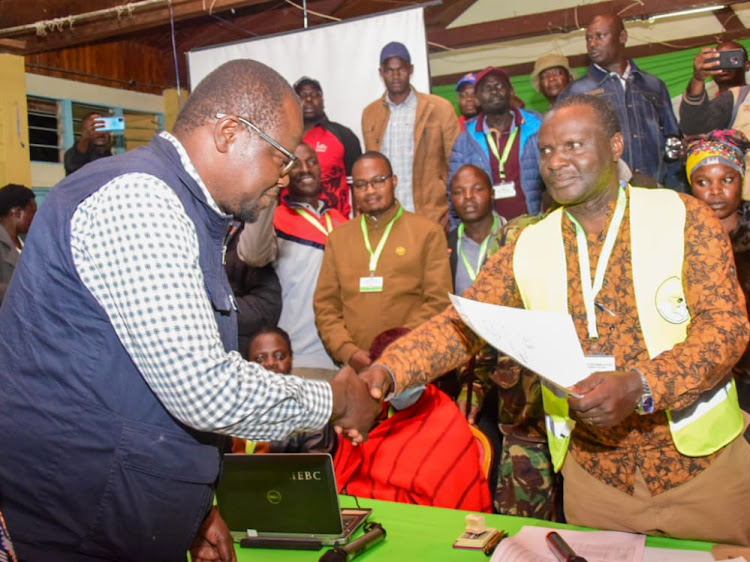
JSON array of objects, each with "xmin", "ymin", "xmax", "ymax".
[{"xmin": 216, "ymin": 453, "xmax": 370, "ymax": 548}]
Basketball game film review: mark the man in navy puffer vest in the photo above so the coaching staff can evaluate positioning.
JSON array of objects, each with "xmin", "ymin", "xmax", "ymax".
[{"xmin": 0, "ymin": 59, "xmax": 380, "ymax": 562}]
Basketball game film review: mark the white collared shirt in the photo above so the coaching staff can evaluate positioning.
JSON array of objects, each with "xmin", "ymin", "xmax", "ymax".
[
  {"xmin": 69, "ymin": 132, "xmax": 332, "ymax": 440},
  {"xmin": 380, "ymin": 89, "xmax": 417, "ymax": 212}
]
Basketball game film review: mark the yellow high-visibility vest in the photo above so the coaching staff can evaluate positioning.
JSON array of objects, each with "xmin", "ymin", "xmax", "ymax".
[{"xmin": 513, "ymin": 186, "xmax": 743, "ymax": 472}]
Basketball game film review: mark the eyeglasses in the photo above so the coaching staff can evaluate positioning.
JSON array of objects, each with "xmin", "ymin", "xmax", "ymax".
[
  {"xmin": 352, "ymin": 174, "xmax": 392, "ymax": 191},
  {"xmin": 215, "ymin": 113, "xmax": 297, "ymax": 177}
]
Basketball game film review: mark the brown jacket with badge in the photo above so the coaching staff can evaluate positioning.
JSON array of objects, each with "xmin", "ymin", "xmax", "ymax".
[
  {"xmin": 313, "ymin": 201, "xmax": 452, "ymax": 364},
  {"xmin": 361, "ymin": 89, "xmax": 461, "ymax": 225}
]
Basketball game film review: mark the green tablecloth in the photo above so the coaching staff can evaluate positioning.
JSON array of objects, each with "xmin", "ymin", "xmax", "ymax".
[{"xmin": 232, "ymin": 495, "xmax": 713, "ymax": 561}]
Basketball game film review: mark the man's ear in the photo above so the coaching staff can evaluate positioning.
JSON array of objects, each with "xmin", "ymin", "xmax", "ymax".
[
  {"xmin": 391, "ymin": 174, "xmax": 398, "ymax": 189},
  {"xmin": 213, "ymin": 116, "xmax": 241, "ymax": 154},
  {"xmin": 611, "ymin": 132, "xmax": 625, "ymax": 161},
  {"xmin": 619, "ymin": 29, "xmax": 628, "ymax": 46}
]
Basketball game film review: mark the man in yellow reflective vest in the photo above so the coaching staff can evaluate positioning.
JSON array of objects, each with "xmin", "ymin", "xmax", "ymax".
[{"xmin": 357, "ymin": 94, "xmax": 750, "ymax": 545}]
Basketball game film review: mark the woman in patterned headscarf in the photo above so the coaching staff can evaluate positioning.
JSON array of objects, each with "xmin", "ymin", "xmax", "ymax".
[
  {"xmin": 687, "ymin": 129, "xmax": 750, "ymax": 234},
  {"xmin": 687, "ymin": 128, "xmax": 750, "ymax": 411}
]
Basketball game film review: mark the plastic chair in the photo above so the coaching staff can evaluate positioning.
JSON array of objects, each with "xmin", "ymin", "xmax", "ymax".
[{"xmin": 469, "ymin": 424, "xmax": 494, "ymax": 480}]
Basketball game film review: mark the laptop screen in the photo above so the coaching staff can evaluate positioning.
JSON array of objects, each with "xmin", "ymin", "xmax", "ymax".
[{"xmin": 217, "ymin": 453, "xmax": 344, "ymax": 538}]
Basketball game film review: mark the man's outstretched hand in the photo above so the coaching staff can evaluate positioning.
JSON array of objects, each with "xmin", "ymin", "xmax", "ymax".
[
  {"xmin": 329, "ymin": 366, "xmax": 383, "ymax": 444},
  {"xmin": 359, "ymin": 364, "xmax": 395, "ymax": 401}
]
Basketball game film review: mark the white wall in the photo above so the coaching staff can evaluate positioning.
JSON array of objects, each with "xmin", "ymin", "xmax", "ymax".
[{"xmin": 187, "ymin": 7, "xmax": 429, "ymax": 147}]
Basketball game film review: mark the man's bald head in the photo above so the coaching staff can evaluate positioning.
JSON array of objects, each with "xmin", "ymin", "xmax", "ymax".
[
  {"xmin": 586, "ymin": 13, "xmax": 627, "ymax": 70},
  {"xmin": 174, "ymin": 59, "xmax": 297, "ymax": 137},
  {"xmin": 592, "ymin": 13, "xmax": 624, "ymax": 34}
]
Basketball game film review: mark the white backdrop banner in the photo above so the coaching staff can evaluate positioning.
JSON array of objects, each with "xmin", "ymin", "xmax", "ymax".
[{"xmin": 187, "ymin": 6, "xmax": 429, "ymax": 147}]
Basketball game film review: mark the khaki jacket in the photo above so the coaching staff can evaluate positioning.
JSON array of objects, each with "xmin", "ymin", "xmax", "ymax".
[{"xmin": 361, "ymin": 89, "xmax": 460, "ymax": 224}]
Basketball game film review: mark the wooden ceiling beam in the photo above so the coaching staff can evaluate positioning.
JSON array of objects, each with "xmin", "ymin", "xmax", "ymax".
[
  {"xmin": 226, "ymin": 0, "xmax": 346, "ymax": 36},
  {"xmin": 714, "ymin": 5, "xmax": 748, "ymax": 31},
  {"xmin": 426, "ymin": 0, "xmax": 747, "ymax": 51},
  {"xmin": 0, "ymin": 0, "xmax": 272, "ymax": 55},
  {"xmin": 431, "ymin": 27, "xmax": 750, "ymax": 87},
  {"xmin": 423, "ymin": 0, "xmax": 478, "ymax": 29}
]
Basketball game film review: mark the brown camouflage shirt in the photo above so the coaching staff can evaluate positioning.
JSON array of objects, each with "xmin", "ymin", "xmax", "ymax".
[{"xmin": 379, "ymin": 186, "xmax": 749, "ymax": 495}]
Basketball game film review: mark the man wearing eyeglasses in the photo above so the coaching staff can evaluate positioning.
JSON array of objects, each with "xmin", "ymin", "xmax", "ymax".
[
  {"xmin": 313, "ymin": 151, "xmax": 453, "ymax": 373},
  {"xmin": 0, "ymin": 60, "xmax": 381, "ymax": 562}
]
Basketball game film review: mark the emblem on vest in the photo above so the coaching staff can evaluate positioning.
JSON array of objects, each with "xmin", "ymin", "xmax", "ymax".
[{"xmin": 655, "ymin": 276, "xmax": 689, "ymax": 324}]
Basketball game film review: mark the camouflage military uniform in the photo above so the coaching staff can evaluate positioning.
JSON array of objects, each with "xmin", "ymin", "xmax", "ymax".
[{"xmin": 487, "ymin": 214, "xmax": 562, "ymax": 519}]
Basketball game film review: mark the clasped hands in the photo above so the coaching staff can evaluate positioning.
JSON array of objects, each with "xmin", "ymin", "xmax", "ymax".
[{"xmin": 329, "ymin": 364, "xmax": 394, "ymax": 444}]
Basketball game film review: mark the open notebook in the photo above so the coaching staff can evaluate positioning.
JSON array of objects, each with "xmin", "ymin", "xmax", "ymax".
[{"xmin": 216, "ymin": 453, "xmax": 370, "ymax": 548}]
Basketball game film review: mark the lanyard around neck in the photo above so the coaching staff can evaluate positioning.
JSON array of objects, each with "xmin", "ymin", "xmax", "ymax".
[
  {"xmin": 566, "ymin": 186, "xmax": 627, "ymax": 339},
  {"xmin": 295, "ymin": 208, "xmax": 333, "ymax": 236},
  {"xmin": 457, "ymin": 215, "xmax": 499, "ymax": 282},
  {"xmin": 485, "ymin": 126, "xmax": 519, "ymax": 179},
  {"xmin": 360, "ymin": 206, "xmax": 403, "ymax": 273}
]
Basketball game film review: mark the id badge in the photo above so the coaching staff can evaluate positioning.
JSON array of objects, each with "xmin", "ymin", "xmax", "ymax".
[
  {"xmin": 360, "ymin": 276, "xmax": 384, "ymax": 293},
  {"xmin": 493, "ymin": 181, "xmax": 516, "ymax": 199},
  {"xmin": 584, "ymin": 355, "xmax": 616, "ymax": 375}
]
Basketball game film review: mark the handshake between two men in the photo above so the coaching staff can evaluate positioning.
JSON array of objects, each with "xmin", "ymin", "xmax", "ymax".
[{"xmin": 328, "ymin": 364, "xmax": 397, "ymax": 443}]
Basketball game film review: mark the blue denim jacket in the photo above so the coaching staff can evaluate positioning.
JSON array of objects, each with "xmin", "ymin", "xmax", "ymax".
[{"xmin": 558, "ymin": 61, "xmax": 686, "ymax": 191}]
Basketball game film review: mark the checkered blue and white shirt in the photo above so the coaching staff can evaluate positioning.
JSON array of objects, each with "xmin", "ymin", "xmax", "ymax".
[
  {"xmin": 70, "ymin": 132, "xmax": 332, "ymax": 440},
  {"xmin": 380, "ymin": 89, "xmax": 417, "ymax": 212}
]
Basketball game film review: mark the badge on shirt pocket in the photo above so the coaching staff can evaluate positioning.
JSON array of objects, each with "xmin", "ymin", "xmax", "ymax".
[{"xmin": 493, "ymin": 181, "xmax": 516, "ymax": 199}]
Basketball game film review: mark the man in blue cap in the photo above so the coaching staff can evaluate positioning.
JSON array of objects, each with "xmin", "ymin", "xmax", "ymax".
[{"xmin": 361, "ymin": 41, "xmax": 460, "ymax": 229}]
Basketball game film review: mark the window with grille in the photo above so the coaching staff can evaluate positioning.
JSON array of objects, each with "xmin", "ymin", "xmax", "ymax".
[
  {"xmin": 28, "ymin": 98, "xmax": 163, "ymax": 162},
  {"xmin": 27, "ymin": 96, "xmax": 61, "ymax": 163},
  {"xmin": 71, "ymin": 103, "xmax": 161, "ymax": 154}
]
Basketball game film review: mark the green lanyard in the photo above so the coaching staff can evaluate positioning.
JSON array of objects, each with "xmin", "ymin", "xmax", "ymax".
[
  {"xmin": 295, "ymin": 208, "xmax": 333, "ymax": 236},
  {"xmin": 457, "ymin": 215, "xmax": 499, "ymax": 282},
  {"xmin": 566, "ymin": 186, "xmax": 627, "ymax": 339},
  {"xmin": 360, "ymin": 206, "xmax": 403, "ymax": 273},
  {"xmin": 485, "ymin": 126, "xmax": 519, "ymax": 179}
]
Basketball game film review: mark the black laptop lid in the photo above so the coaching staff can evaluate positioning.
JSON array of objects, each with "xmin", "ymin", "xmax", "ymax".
[{"xmin": 217, "ymin": 453, "xmax": 344, "ymax": 537}]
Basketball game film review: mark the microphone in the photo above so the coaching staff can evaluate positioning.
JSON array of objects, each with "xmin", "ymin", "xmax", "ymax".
[{"xmin": 319, "ymin": 522, "xmax": 386, "ymax": 562}]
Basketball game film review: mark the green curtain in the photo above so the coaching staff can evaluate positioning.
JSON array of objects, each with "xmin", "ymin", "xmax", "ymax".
[{"xmin": 433, "ymin": 38, "xmax": 750, "ymax": 115}]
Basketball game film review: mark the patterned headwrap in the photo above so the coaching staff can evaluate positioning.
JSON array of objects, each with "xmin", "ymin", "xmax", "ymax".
[{"xmin": 686, "ymin": 129, "xmax": 750, "ymax": 181}]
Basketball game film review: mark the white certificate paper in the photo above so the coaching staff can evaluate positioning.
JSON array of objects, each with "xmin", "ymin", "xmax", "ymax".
[
  {"xmin": 449, "ymin": 294, "xmax": 589, "ymax": 394},
  {"xmin": 489, "ymin": 526, "xmax": 646, "ymax": 562}
]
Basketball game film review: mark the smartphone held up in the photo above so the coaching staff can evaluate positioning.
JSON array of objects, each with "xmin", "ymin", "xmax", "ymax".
[
  {"xmin": 96, "ymin": 116, "xmax": 126, "ymax": 133},
  {"xmin": 709, "ymin": 48, "xmax": 747, "ymax": 70}
]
